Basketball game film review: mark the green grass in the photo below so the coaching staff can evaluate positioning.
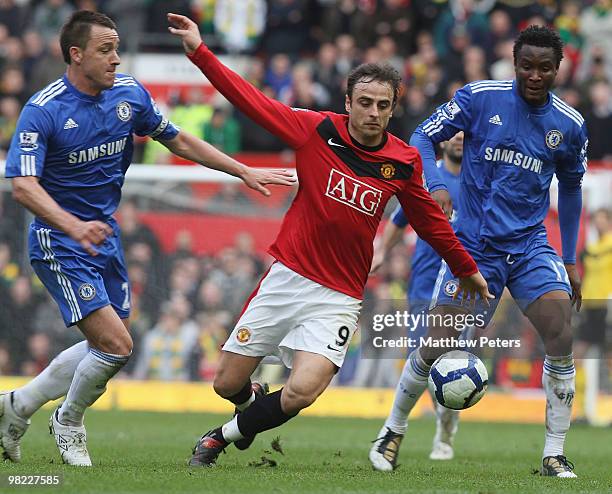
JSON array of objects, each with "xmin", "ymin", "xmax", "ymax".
[{"xmin": 2, "ymin": 410, "xmax": 609, "ymax": 493}]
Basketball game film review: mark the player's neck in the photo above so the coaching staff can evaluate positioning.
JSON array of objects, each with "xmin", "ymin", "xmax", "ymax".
[
  {"xmin": 347, "ymin": 127, "xmax": 384, "ymax": 148},
  {"xmin": 443, "ymin": 158, "xmax": 461, "ymax": 176},
  {"xmin": 66, "ymin": 67, "xmax": 104, "ymax": 97}
]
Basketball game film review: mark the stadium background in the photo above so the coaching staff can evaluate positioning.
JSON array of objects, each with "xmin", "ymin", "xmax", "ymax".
[{"xmin": 0, "ymin": 0, "xmax": 610, "ymax": 426}]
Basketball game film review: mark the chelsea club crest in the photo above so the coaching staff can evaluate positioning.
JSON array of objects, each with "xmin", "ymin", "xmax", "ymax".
[
  {"xmin": 444, "ymin": 280, "xmax": 459, "ymax": 297},
  {"xmin": 545, "ymin": 130, "xmax": 563, "ymax": 150},
  {"xmin": 78, "ymin": 283, "xmax": 96, "ymax": 301},
  {"xmin": 116, "ymin": 101, "xmax": 132, "ymax": 122}
]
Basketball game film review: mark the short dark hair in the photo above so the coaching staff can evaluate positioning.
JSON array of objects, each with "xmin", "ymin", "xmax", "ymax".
[
  {"xmin": 513, "ymin": 25, "xmax": 564, "ymax": 69},
  {"xmin": 60, "ymin": 10, "xmax": 117, "ymax": 64},
  {"xmin": 346, "ymin": 63, "xmax": 402, "ymax": 108}
]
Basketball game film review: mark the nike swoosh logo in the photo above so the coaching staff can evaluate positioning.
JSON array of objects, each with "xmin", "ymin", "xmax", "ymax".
[
  {"xmin": 328, "ymin": 137, "xmax": 346, "ymax": 148},
  {"xmin": 326, "ymin": 345, "xmax": 342, "ymax": 352}
]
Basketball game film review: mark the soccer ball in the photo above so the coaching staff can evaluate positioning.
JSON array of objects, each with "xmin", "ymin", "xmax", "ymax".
[{"xmin": 428, "ymin": 350, "xmax": 488, "ymax": 410}]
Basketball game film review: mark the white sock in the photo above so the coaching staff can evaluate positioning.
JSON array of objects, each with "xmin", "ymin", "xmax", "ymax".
[
  {"xmin": 384, "ymin": 350, "xmax": 430, "ymax": 434},
  {"xmin": 236, "ymin": 392, "xmax": 255, "ymax": 412},
  {"xmin": 221, "ymin": 415, "xmax": 244, "ymax": 443},
  {"xmin": 12, "ymin": 341, "xmax": 89, "ymax": 418},
  {"xmin": 433, "ymin": 401, "xmax": 459, "ymax": 446},
  {"xmin": 542, "ymin": 354, "xmax": 575, "ymax": 459},
  {"xmin": 57, "ymin": 348, "xmax": 130, "ymax": 426}
]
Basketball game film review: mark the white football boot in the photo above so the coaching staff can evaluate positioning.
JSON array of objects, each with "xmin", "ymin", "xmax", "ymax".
[
  {"xmin": 49, "ymin": 408, "xmax": 92, "ymax": 466},
  {"xmin": 369, "ymin": 425, "xmax": 403, "ymax": 471},
  {"xmin": 429, "ymin": 440, "xmax": 454, "ymax": 460},
  {"xmin": 0, "ymin": 392, "xmax": 31, "ymax": 462}
]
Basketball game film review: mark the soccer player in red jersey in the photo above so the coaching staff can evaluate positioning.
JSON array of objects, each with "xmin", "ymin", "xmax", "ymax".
[{"xmin": 168, "ymin": 13, "xmax": 493, "ymax": 467}]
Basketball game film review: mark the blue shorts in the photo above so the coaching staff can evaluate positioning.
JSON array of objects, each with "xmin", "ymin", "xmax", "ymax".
[
  {"xmin": 29, "ymin": 220, "xmax": 130, "ymax": 327},
  {"xmin": 430, "ymin": 243, "xmax": 571, "ymax": 325}
]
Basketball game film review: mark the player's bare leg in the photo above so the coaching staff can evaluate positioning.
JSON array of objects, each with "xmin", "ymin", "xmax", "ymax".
[
  {"xmin": 212, "ymin": 351, "xmax": 264, "ymax": 399},
  {"xmin": 370, "ymin": 306, "xmax": 466, "ymax": 471},
  {"xmin": 190, "ymin": 351, "xmax": 336, "ymax": 466},
  {"xmin": 280, "ymin": 351, "xmax": 336, "ymax": 413},
  {"xmin": 525, "ymin": 290, "xmax": 577, "ymax": 478},
  {"xmin": 50, "ymin": 307, "xmax": 132, "ymax": 467}
]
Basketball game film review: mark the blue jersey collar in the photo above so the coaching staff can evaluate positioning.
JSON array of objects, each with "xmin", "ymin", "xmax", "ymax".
[
  {"xmin": 512, "ymin": 80, "xmax": 552, "ymax": 116},
  {"xmin": 62, "ymin": 74, "xmax": 104, "ymax": 102}
]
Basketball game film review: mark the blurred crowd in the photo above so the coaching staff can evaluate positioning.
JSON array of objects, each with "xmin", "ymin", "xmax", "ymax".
[
  {"xmin": 0, "ymin": 0, "xmax": 610, "ymax": 159},
  {"xmin": 0, "ymin": 0, "xmax": 611, "ymax": 387}
]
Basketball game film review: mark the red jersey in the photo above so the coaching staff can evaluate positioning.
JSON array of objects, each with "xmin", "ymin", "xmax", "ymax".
[{"xmin": 189, "ymin": 44, "xmax": 477, "ymax": 299}]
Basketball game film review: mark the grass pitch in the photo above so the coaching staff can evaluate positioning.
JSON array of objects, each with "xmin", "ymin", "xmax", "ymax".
[{"xmin": 2, "ymin": 409, "xmax": 610, "ymax": 493}]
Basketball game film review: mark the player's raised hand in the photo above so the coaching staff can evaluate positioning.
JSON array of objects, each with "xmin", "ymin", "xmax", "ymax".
[
  {"xmin": 69, "ymin": 220, "xmax": 112, "ymax": 256},
  {"xmin": 431, "ymin": 189, "xmax": 453, "ymax": 221},
  {"xmin": 564, "ymin": 263, "xmax": 582, "ymax": 312},
  {"xmin": 239, "ymin": 167, "xmax": 297, "ymax": 197},
  {"xmin": 455, "ymin": 271, "xmax": 494, "ymax": 307},
  {"xmin": 167, "ymin": 13, "xmax": 202, "ymax": 56}
]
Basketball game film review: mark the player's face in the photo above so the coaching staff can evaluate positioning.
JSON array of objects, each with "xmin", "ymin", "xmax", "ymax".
[
  {"xmin": 514, "ymin": 45, "xmax": 558, "ymax": 106},
  {"xmin": 79, "ymin": 25, "xmax": 121, "ymax": 91},
  {"xmin": 443, "ymin": 131, "xmax": 464, "ymax": 162},
  {"xmin": 346, "ymin": 80, "xmax": 394, "ymax": 146}
]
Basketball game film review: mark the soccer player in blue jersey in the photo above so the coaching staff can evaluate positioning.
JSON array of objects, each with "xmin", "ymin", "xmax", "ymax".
[
  {"xmin": 369, "ymin": 26, "xmax": 586, "ymax": 477},
  {"xmin": 370, "ymin": 132, "xmax": 464, "ymax": 462},
  {"xmin": 0, "ymin": 11, "xmax": 294, "ymax": 467}
]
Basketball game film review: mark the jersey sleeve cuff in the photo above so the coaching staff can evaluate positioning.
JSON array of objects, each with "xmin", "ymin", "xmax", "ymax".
[
  {"xmin": 452, "ymin": 259, "xmax": 478, "ymax": 279},
  {"xmin": 428, "ymin": 184, "xmax": 448, "ymax": 193},
  {"xmin": 187, "ymin": 42, "xmax": 209, "ymax": 65}
]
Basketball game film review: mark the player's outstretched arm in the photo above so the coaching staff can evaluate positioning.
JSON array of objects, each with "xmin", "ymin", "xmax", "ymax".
[
  {"xmin": 159, "ymin": 130, "xmax": 296, "ymax": 196},
  {"xmin": 167, "ymin": 13, "xmax": 320, "ymax": 149},
  {"xmin": 11, "ymin": 177, "xmax": 112, "ymax": 256}
]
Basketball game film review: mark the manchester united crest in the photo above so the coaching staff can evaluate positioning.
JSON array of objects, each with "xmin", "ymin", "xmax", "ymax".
[
  {"xmin": 381, "ymin": 163, "xmax": 396, "ymax": 179},
  {"xmin": 236, "ymin": 327, "xmax": 251, "ymax": 344}
]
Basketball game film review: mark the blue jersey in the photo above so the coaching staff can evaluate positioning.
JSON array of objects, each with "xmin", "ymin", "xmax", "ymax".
[
  {"xmin": 412, "ymin": 80, "xmax": 587, "ymax": 257},
  {"xmin": 391, "ymin": 161, "xmax": 461, "ymax": 302},
  {"xmin": 6, "ymin": 74, "xmax": 179, "ymax": 223}
]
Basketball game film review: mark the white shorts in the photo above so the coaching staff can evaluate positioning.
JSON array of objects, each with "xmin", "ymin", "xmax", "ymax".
[{"xmin": 223, "ymin": 262, "xmax": 362, "ymax": 368}]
